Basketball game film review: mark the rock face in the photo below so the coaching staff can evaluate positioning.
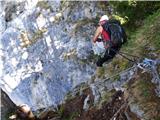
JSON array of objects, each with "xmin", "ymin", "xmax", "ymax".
[
  {"xmin": 0, "ymin": 89, "xmax": 16, "ymax": 120},
  {"xmin": 0, "ymin": 1, "xmax": 109, "ymax": 110}
]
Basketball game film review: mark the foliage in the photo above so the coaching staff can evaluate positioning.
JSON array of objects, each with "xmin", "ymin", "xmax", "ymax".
[
  {"xmin": 138, "ymin": 79, "xmax": 151, "ymax": 98},
  {"xmin": 98, "ymin": 89, "xmax": 116, "ymax": 109},
  {"xmin": 106, "ymin": 57, "xmax": 130, "ymax": 78},
  {"xmin": 109, "ymin": 1, "xmax": 160, "ymax": 31},
  {"xmin": 4, "ymin": 109, "xmax": 16, "ymax": 120},
  {"xmin": 95, "ymin": 67, "xmax": 105, "ymax": 79},
  {"xmin": 65, "ymin": 112, "xmax": 79, "ymax": 120},
  {"xmin": 112, "ymin": 14, "xmax": 127, "ymax": 24},
  {"xmin": 36, "ymin": 1, "xmax": 52, "ymax": 10},
  {"xmin": 57, "ymin": 105, "xmax": 65, "ymax": 117},
  {"xmin": 126, "ymin": 71, "xmax": 160, "ymax": 119},
  {"xmin": 122, "ymin": 9, "xmax": 160, "ymax": 58},
  {"xmin": 104, "ymin": 8, "xmax": 160, "ymax": 88},
  {"xmin": 112, "ymin": 74, "xmax": 120, "ymax": 82}
]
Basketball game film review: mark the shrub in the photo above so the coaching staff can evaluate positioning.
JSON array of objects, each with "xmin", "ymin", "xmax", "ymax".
[{"xmin": 109, "ymin": 1, "xmax": 160, "ymax": 31}]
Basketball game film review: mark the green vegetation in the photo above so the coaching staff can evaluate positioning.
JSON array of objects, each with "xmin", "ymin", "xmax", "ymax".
[
  {"xmin": 57, "ymin": 105, "xmax": 79, "ymax": 120},
  {"xmin": 65, "ymin": 83, "xmax": 89, "ymax": 101},
  {"xmin": 57, "ymin": 105, "xmax": 65, "ymax": 117},
  {"xmin": 98, "ymin": 89, "xmax": 116, "ymax": 108},
  {"xmin": 95, "ymin": 67, "xmax": 105, "ymax": 79},
  {"xmin": 103, "ymin": 8, "xmax": 160, "ymax": 119},
  {"xmin": 106, "ymin": 8, "xmax": 160, "ymax": 77},
  {"xmin": 4, "ymin": 109, "xmax": 16, "ymax": 120},
  {"xmin": 122, "ymin": 9, "xmax": 160, "ymax": 58},
  {"xmin": 126, "ymin": 71, "xmax": 160, "ymax": 119},
  {"xmin": 64, "ymin": 112, "xmax": 79, "ymax": 120},
  {"xmin": 112, "ymin": 74, "xmax": 120, "ymax": 82},
  {"xmin": 36, "ymin": 1, "xmax": 52, "ymax": 10},
  {"xmin": 109, "ymin": 1, "xmax": 160, "ymax": 31},
  {"xmin": 72, "ymin": 18, "xmax": 98, "ymax": 34},
  {"xmin": 105, "ymin": 57, "xmax": 130, "ymax": 80},
  {"xmin": 137, "ymin": 78, "xmax": 152, "ymax": 98}
]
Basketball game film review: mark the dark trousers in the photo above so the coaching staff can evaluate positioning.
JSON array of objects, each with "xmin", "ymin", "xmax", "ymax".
[{"xmin": 96, "ymin": 47, "xmax": 119, "ymax": 67}]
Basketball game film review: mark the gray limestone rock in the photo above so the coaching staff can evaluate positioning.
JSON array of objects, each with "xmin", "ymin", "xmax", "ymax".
[{"xmin": 0, "ymin": 1, "xmax": 107, "ymax": 110}]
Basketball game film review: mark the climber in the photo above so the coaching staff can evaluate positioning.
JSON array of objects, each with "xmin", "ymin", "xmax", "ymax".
[
  {"xmin": 92, "ymin": 15, "xmax": 127, "ymax": 67},
  {"xmin": 15, "ymin": 104, "xmax": 40, "ymax": 120},
  {"xmin": 93, "ymin": 15, "xmax": 117, "ymax": 67}
]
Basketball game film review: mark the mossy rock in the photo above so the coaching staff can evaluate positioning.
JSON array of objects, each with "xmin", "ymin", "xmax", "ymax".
[
  {"xmin": 98, "ymin": 89, "xmax": 116, "ymax": 109},
  {"xmin": 36, "ymin": 1, "xmax": 52, "ymax": 10},
  {"xmin": 126, "ymin": 71, "xmax": 160, "ymax": 119}
]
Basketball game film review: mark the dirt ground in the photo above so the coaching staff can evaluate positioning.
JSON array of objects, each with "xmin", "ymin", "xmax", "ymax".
[{"xmin": 38, "ymin": 89, "xmax": 140, "ymax": 120}]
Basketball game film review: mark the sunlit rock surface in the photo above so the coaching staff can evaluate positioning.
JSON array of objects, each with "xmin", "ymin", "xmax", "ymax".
[{"xmin": 0, "ymin": 1, "xmax": 108, "ymax": 110}]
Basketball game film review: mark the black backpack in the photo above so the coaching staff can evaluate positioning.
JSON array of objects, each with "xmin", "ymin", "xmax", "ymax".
[{"xmin": 102, "ymin": 19, "xmax": 127, "ymax": 48}]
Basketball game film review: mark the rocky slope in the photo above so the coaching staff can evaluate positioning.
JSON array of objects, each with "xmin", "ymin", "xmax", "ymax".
[
  {"xmin": 36, "ymin": 59, "xmax": 159, "ymax": 120},
  {"xmin": 0, "ymin": 1, "xmax": 110, "ymax": 110}
]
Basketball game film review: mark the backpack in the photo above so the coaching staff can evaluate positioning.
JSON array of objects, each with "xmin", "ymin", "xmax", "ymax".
[{"xmin": 102, "ymin": 19, "xmax": 127, "ymax": 48}]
